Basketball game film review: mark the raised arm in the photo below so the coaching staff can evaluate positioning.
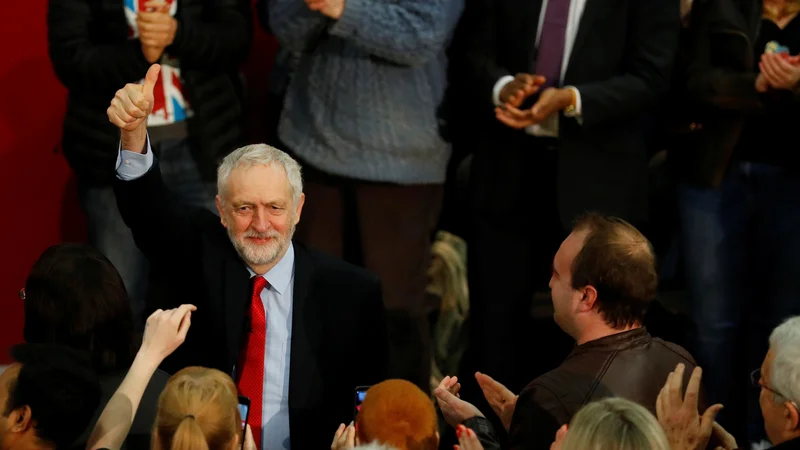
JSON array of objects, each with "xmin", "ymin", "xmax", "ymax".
[
  {"xmin": 108, "ymin": 65, "xmax": 217, "ymax": 265},
  {"xmin": 87, "ymin": 306, "xmax": 195, "ymax": 450}
]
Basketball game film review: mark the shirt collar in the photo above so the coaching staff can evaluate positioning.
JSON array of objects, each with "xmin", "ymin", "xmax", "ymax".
[{"xmin": 246, "ymin": 243, "xmax": 295, "ymax": 295}]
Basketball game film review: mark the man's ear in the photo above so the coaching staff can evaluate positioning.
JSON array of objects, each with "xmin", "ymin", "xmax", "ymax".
[
  {"xmin": 9, "ymin": 405, "xmax": 32, "ymax": 433},
  {"xmin": 215, "ymin": 195, "xmax": 228, "ymax": 228},
  {"xmin": 578, "ymin": 285, "xmax": 598, "ymax": 312},
  {"xmin": 785, "ymin": 401, "xmax": 800, "ymax": 431},
  {"xmin": 294, "ymin": 193, "xmax": 305, "ymax": 225}
]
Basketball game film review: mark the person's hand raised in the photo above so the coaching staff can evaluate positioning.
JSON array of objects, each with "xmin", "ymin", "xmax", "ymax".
[
  {"xmin": 139, "ymin": 303, "xmax": 196, "ymax": 362},
  {"xmin": 108, "ymin": 64, "xmax": 160, "ymax": 133},
  {"xmin": 656, "ymin": 364, "xmax": 724, "ymax": 450}
]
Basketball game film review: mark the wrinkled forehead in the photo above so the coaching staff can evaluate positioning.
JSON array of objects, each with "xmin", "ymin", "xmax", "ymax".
[{"xmin": 221, "ymin": 164, "xmax": 293, "ymax": 202}]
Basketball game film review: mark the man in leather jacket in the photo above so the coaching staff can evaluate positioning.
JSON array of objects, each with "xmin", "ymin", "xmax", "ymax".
[{"xmin": 435, "ymin": 213, "xmax": 701, "ymax": 450}]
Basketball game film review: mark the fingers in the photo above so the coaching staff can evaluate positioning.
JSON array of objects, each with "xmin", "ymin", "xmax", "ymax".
[
  {"xmin": 345, "ymin": 423, "xmax": 355, "ymax": 447},
  {"xmin": 761, "ymin": 56, "xmax": 785, "ymax": 86},
  {"xmin": 684, "ymin": 366, "xmax": 703, "ymax": 411},
  {"xmin": 656, "ymin": 381, "xmax": 665, "ymax": 420},
  {"xmin": 137, "ymin": 10, "xmax": 173, "ymax": 23},
  {"xmin": 699, "ymin": 404, "xmax": 724, "ymax": 437},
  {"xmin": 143, "ymin": 64, "xmax": 161, "ymax": 100},
  {"xmin": 177, "ymin": 309, "xmax": 192, "ymax": 340},
  {"xmin": 306, "ymin": 0, "xmax": 326, "ymax": 10},
  {"xmin": 457, "ymin": 426, "xmax": 483, "ymax": 450},
  {"xmin": 143, "ymin": 0, "xmax": 170, "ymax": 12},
  {"xmin": 434, "ymin": 387, "xmax": 459, "ymax": 406},
  {"xmin": 495, "ymin": 110, "xmax": 533, "ymax": 129},
  {"xmin": 668, "ymin": 363, "xmax": 685, "ymax": 408}
]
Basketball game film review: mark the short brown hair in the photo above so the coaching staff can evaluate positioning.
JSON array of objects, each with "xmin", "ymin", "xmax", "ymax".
[
  {"xmin": 570, "ymin": 213, "xmax": 658, "ymax": 328},
  {"xmin": 356, "ymin": 379, "xmax": 438, "ymax": 450}
]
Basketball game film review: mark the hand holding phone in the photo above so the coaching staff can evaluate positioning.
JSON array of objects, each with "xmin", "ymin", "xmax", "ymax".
[
  {"xmin": 238, "ymin": 396, "xmax": 251, "ymax": 449},
  {"xmin": 354, "ymin": 386, "xmax": 370, "ymax": 421}
]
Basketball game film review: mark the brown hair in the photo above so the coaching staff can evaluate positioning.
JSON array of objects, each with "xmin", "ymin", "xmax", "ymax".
[
  {"xmin": 356, "ymin": 380, "xmax": 438, "ymax": 450},
  {"xmin": 571, "ymin": 213, "xmax": 658, "ymax": 329},
  {"xmin": 152, "ymin": 367, "xmax": 241, "ymax": 450}
]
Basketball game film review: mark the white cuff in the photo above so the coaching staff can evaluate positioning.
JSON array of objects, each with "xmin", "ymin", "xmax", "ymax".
[
  {"xmin": 492, "ymin": 75, "xmax": 515, "ymax": 107},
  {"xmin": 564, "ymin": 86, "xmax": 583, "ymax": 123},
  {"xmin": 116, "ymin": 135, "xmax": 154, "ymax": 181}
]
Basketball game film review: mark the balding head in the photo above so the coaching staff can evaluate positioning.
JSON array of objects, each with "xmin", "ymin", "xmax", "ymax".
[{"xmin": 569, "ymin": 213, "xmax": 658, "ymax": 328}]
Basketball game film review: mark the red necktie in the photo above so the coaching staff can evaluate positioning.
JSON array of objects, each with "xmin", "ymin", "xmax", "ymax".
[{"xmin": 236, "ymin": 276, "xmax": 268, "ymax": 449}]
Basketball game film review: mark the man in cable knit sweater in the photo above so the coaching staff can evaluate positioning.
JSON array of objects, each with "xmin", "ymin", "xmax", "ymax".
[{"xmin": 268, "ymin": 0, "xmax": 463, "ymax": 391}]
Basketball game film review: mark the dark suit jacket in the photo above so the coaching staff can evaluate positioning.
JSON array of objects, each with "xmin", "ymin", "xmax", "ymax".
[
  {"xmin": 114, "ymin": 161, "xmax": 389, "ymax": 450},
  {"xmin": 453, "ymin": 0, "xmax": 680, "ymax": 227},
  {"xmin": 465, "ymin": 328, "xmax": 700, "ymax": 450}
]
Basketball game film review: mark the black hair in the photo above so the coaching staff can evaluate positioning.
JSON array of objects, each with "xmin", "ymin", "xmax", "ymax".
[
  {"xmin": 23, "ymin": 243, "xmax": 138, "ymax": 373},
  {"xmin": 4, "ymin": 344, "xmax": 102, "ymax": 448}
]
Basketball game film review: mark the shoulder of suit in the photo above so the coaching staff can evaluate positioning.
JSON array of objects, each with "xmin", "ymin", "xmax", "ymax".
[{"xmin": 294, "ymin": 241, "xmax": 381, "ymax": 287}]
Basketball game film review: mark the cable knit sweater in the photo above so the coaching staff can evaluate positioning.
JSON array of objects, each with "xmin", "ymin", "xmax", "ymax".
[{"xmin": 269, "ymin": 0, "xmax": 463, "ymax": 184}]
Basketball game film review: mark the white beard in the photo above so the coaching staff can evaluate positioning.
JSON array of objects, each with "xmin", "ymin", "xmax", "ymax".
[{"xmin": 228, "ymin": 220, "xmax": 295, "ymax": 268}]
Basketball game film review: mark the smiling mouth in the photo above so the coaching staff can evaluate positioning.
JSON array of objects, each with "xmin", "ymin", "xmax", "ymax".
[{"xmin": 246, "ymin": 236, "xmax": 273, "ymax": 244}]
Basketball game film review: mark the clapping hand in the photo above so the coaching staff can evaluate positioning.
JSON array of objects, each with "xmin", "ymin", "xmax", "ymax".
[
  {"xmin": 137, "ymin": 1, "xmax": 177, "ymax": 62},
  {"xmin": 305, "ymin": 0, "xmax": 345, "ymax": 19},
  {"xmin": 434, "ymin": 376, "xmax": 485, "ymax": 428},
  {"xmin": 656, "ymin": 364, "xmax": 734, "ymax": 450},
  {"xmin": 476, "ymin": 372, "xmax": 518, "ymax": 431},
  {"xmin": 759, "ymin": 52, "xmax": 800, "ymax": 90}
]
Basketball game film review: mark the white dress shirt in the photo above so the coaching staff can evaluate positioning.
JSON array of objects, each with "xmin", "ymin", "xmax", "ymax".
[
  {"xmin": 492, "ymin": 0, "xmax": 588, "ymax": 137},
  {"xmin": 116, "ymin": 140, "xmax": 295, "ymax": 449}
]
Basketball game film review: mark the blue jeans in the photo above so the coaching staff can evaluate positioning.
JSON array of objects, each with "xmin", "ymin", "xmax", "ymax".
[
  {"xmin": 678, "ymin": 162, "xmax": 800, "ymax": 441},
  {"xmin": 79, "ymin": 138, "xmax": 217, "ymax": 323}
]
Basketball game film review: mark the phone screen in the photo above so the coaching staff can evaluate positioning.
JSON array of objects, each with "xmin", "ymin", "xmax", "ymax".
[
  {"xmin": 237, "ymin": 395, "xmax": 250, "ymax": 449},
  {"xmin": 354, "ymin": 386, "xmax": 369, "ymax": 420}
]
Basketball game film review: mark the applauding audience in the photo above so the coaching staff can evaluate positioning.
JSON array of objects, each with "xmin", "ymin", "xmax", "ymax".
[{"xmin": 435, "ymin": 214, "xmax": 699, "ymax": 449}]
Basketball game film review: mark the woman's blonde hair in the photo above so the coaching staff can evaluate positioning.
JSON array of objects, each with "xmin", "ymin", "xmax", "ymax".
[
  {"xmin": 763, "ymin": 0, "xmax": 800, "ymax": 22},
  {"xmin": 560, "ymin": 398, "xmax": 670, "ymax": 450},
  {"xmin": 152, "ymin": 367, "xmax": 241, "ymax": 450}
]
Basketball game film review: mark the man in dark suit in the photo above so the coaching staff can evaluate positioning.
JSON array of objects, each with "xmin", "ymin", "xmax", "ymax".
[
  {"xmin": 107, "ymin": 65, "xmax": 388, "ymax": 450},
  {"xmin": 453, "ymin": 0, "xmax": 681, "ymax": 399}
]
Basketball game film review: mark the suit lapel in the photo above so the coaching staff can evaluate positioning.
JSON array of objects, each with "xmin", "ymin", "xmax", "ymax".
[
  {"xmin": 288, "ymin": 243, "xmax": 323, "ymax": 441},
  {"xmin": 526, "ymin": 0, "xmax": 546, "ymax": 70},
  {"xmin": 220, "ymin": 241, "xmax": 252, "ymax": 373},
  {"xmin": 567, "ymin": 0, "xmax": 606, "ymax": 72}
]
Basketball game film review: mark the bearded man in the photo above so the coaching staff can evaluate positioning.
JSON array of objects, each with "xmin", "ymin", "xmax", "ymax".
[{"xmin": 109, "ymin": 65, "xmax": 388, "ymax": 450}]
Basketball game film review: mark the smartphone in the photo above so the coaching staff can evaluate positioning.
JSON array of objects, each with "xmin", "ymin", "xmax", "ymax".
[
  {"xmin": 237, "ymin": 396, "xmax": 250, "ymax": 449},
  {"xmin": 354, "ymin": 386, "xmax": 370, "ymax": 421}
]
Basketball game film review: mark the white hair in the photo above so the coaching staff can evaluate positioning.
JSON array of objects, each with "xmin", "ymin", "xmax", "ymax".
[
  {"xmin": 216, "ymin": 144, "xmax": 303, "ymax": 205},
  {"xmin": 769, "ymin": 316, "xmax": 800, "ymax": 405}
]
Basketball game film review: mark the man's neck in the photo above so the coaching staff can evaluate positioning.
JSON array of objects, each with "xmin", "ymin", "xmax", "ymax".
[
  {"xmin": 248, "ymin": 244, "xmax": 290, "ymax": 275},
  {"xmin": 575, "ymin": 322, "xmax": 642, "ymax": 346}
]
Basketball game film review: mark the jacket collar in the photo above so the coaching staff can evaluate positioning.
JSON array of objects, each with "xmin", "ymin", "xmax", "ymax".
[{"xmin": 568, "ymin": 327, "xmax": 651, "ymax": 357}]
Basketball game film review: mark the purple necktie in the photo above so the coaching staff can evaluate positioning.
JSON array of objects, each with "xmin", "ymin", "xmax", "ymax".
[{"xmin": 534, "ymin": 0, "xmax": 571, "ymax": 89}]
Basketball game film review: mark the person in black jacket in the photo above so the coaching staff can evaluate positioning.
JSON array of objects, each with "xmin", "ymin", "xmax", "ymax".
[
  {"xmin": 107, "ymin": 66, "xmax": 389, "ymax": 450},
  {"xmin": 669, "ymin": 0, "xmax": 800, "ymax": 441},
  {"xmin": 47, "ymin": 0, "xmax": 252, "ymax": 323},
  {"xmin": 22, "ymin": 243, "xmax": 169, "ymax": 450}
]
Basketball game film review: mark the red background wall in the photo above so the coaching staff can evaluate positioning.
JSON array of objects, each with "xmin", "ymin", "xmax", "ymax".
[{"xmin": 0, "ymin": 1, "xmax": 277, "ymax": 363}]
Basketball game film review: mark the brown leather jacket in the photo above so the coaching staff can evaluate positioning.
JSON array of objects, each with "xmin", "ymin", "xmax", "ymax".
[{"xmin": 465, "ymin": 327, "xmax": 699, "ymax": 450}]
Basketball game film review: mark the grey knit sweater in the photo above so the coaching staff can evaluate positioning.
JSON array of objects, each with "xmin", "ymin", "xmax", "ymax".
[{"xmin": 269, "ymin": 0, "xmax": 463, "ymax": 184}]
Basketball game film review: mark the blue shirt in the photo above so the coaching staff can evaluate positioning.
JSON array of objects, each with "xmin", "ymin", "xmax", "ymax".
[{"xmin": 117, "ymin": 141, "xmax": 294, "ymax": 449}]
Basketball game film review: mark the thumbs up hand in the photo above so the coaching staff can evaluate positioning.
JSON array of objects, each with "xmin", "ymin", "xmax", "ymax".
[{"xmin": 107, "ymin": 64, "xmax": 160, "ymax": 153}]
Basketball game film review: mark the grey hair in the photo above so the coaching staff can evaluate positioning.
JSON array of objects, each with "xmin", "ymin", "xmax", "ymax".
[
  {"xmin": 769, "ymin": 316, "xmax": 800, "ymax": 405},
  {"xmin": 561, "ymin": 398, "xmax": 671, "ymax": 450},
  {"xmin": 216, "ymin": 144, "xmax": 303, "ymax": 205}
]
